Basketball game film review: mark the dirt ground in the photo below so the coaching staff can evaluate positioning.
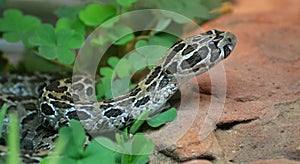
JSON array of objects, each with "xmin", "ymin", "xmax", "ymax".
[{"xmin": 149, "ymin": 0, "xmax": 300, "ymax": 163}]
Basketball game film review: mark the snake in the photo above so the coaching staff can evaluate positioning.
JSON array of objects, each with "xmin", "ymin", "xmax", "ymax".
[{"xmin": 0, "ymin": 29, "xmax": 236, "ymax": 161}]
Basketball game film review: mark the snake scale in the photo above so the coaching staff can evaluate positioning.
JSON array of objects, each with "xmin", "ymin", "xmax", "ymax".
[{"xmin": 0, "ymin": 29, "xmax": 236, "ymax": 162}]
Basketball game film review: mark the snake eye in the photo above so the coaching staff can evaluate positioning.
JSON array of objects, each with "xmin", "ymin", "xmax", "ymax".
[
  {"xmin": 206, "ymin": 30, "xmax": 213, "ymax": 35},
  {"xmin": 228, "ymin": 38, "xmax": 232, "ymax": 43}
]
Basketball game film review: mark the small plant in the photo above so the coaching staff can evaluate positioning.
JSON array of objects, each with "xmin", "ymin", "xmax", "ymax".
[{"xmin": 41, "ymin": 108, "xmax": 176, "ymax": 164}]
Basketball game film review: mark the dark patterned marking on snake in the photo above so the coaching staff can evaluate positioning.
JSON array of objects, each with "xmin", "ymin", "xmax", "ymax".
[
  {"xmin": 72, "ymin": 94, "xmax": 80, "ymax": 102},
  {"xmin": 158, "ymin": 76, "xmax": 171, "ymax": 89},
  {"xmin": 182, "ymin": 44, "xmax": 198, "ymax": 56},
  {"xmin": 23, "ymin": 103, "xmax": 36, "ymax": 111},
  {"xmin": 64, "ymin": 78, "xmax": 72, "ymax": 84},
  {"xmin": 129, "ymin": 87, "xmax": 141, "ymax": 96},
  {"xmin": 41, "ymin": 104, "xmax": 55, "ymax": 115},
  {"xmin": 209, "ymin": 42, "xmax": 220, "ymax": 62},
  {"xmin": 66, "ymin": 111, "xmax": 79, "ymax": 120},
  {"xmin": 146, "ymin": 81, "xmax": 157, "ymax": 92},
  {"xmin": 51, "ymin": 101, "xmax": 73, "ymax": 109},
  {"xmin": 166, "ymin": 62, "xmax": 178, "ymax": 74},
  {"xmin": 197, "ymin": 46, "xmax": 209, "ymax": 60},
  {"xmin": 58, "ymin": 120, "xmax": 69, "ymax": 127},
  {"xmin": 180, "ymin": 51, "xmax": 204, "ymax": 70},
  {"xmin": 45, "ymin": 81, "xmax": 59, "ymax": 91},
  {"xmin": 134, "ymin": 96, "xmax": 150, "ymax": 107},
  {"xmin": 61, "ymin": 95, "xmax": 73, "ymax": 103},
  {"xmin": 83, "ymin": 78, "xmax": 93, "ymax": 84},
  {"xmin": 72, "ymin": 83, "xmax": 84, "ymax": 91},
  {"xmin": 145, "ymin": 66, "xmax": 162, "ymax": 85},
  {"xmin": 104, "ymin": 108, "xmax": 123, "ymax": 118},
  {"xmin": 77, "ymin": 111, "xmax": 91, "ymax": 120},
  {"xmin": 86, "ymin": 86, "xmax": 94, "ymax": 96},
  {"xmin": 47, "ymin": 82, "xmax": 68, "ymax": 93},
  {"xmin": 163, "ymin": 43, "xmax": 185, "ymax": 67},
  {"xmin": 6, "ymin": 96, "xmax": 36, "ymax": 102},
  {"xmin": 47, "ymin": 94, "xmax": 57, "ymax": 100},
  {"xmin": 21, "ymin": 112, "xmax": 36, "ymax": 125},
  {"xmin": 100, "ymin": 104, "xmax": 113, "ymax": 110}
]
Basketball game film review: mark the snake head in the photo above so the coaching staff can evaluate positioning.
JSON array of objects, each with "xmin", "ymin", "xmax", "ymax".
[
  {"xmin": 207, "ymin": 29, "xmax": 236, "ymax": 59},
  {"xmin": 164, "ymin": 29, "xmax": 236, "ymax": 77}
]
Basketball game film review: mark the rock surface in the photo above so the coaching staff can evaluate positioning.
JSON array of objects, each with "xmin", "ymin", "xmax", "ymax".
[{"xmin": 149, "ymin": 0, "xmax": 300, "ymax": 163}]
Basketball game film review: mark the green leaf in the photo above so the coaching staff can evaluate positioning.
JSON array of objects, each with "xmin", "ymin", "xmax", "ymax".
[
  {"xmin": 0, "ymin": 9, "xmax": 41, "ymax": 47},
  {"xmin": 56, "ymin": 48, "xmax": 76, "ymax": 65},
  {"xmin": 107, "ymin": 56, "xmax": 120, "ymax": 68},
  {"xmin": 131, "ymin": 133, "xmax": 154, "ymax": 155},
  {"xmin": 54, "ymin": 5, "xmax": 85, "ymax": 18},
  {"xmin": 111, "ymin": 77, "xmax": 131, "ymax": 96},
  {"xmin": 81, "ymin": 138, "xmax": 116, "ymax": 163},
  {"xmin": 147, "ymin": 108, "xmax": 177, "ymax": 128},
  {"xmin": 148, "ymin": 33, "xmax": 177, "ymax": 47},
  {"xmin": 29, "ymin": 24, "xmax": 83, "ymax": 64},
  {"xmin": 7, "ymin": 112, "xmax": 21, "ymax": 164},
  {"xmin": 127, "ymin": 52, "xmax": 147, "ymax": 71},
  {"xmin": 38, "ymin": 45, "xmax": 57, "ymax": 60},
  {"xmin": 86, "ymin": 137, "xmax": 117, "ymax": 155},
  {"xmin": 69, "ymin": 120, "xmax": 86, "ymax": 149},
  {"xmin": 56, "ymin": 17, "xmax": 85, "ymax": 36},
  {"xmin": 116, "ymin": 0, "xmax": 137, "ymax": 7},
  {"xmin": 29, "ymin": 24, "xmax": 56, "ymax": 46},
  {"xmin": 154, "ymin": 16, "xmax": 172, "ymax": 31},
  {"xmin": 129, "ymin": 110, "xmax": 150, "ymax": 134},
  {"xmin": 0, "ymin": 103, "xmax": 7, "ymax": 138},
  {"xmin": 56, "ymin": 30, "xmax": 84, "ymax": 48},
  {"xmin": 115, "ymin": 58, "xmax": 132, "ymax": 78},
  {"xmin": 202, "ymin": 0, "xmax": 222, "ymax": 10},
  {"xmin": 98, "ymin": 77, "xmax": 113, "ymax": 98},
  {"xmin": 134, "ymin": 40, "xmax": 148, "ymax": 49},
  {"xmin": 79, "ymin": 3, "xmax": 116, "ymax": 26},
  {"xmin": 100, "ymin": 67, "xmax": 114, "ymax": 78},
  {"xmin": 53, "ymin": 120, "xmax": 86, "ymax": 158},
  {"xmin": 41, "ymin": 156, "xmax": 77, "ymax": 164},
  {"xmin": 108, "ymin": 25, "xmax": 135, "ymax": 45}
]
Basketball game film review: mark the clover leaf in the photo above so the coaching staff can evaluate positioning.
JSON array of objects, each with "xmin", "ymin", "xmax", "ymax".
[
  {"xmin": 54, "ymin": 5, "xmax": 85, "ymax": 18},
  {"xmin": 79, "ymin": 3, "xmax": 116, "ymax": 26},
  {"xmin": 0, "ymin": 9, "xmax": 41, "ymax": 47},
  {"xmin": 116, "ymin": 0, "xmax": 138, "ymax": 7},
  {"xmin": 56, "ymin": 17, "xmax": 86, "ymax": 36},
  {"xmin": 29, "ymin": 24, "xmax": 84, "ymax": 64}
]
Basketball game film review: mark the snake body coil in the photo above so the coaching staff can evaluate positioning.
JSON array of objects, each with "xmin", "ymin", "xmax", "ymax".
[{"xmin": 0, "ymin": 29, "xmax": 236, "ymax": 154}]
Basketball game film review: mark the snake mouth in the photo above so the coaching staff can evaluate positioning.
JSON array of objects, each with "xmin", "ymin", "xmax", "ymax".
[
  {"xmin": 223, "ymin": 32, "xmax": 237, "ymax": 58},
  {"xmin": 224, "ymin": 45, "xmax": 232, "ymax": 58}
]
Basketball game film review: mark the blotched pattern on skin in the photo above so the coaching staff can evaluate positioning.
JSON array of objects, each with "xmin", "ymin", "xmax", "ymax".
[{"xmin": 0, "ymin": 29, "xmax": 236, "ymax": 158}]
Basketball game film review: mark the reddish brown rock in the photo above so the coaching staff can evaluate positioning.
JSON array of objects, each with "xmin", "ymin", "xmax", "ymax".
[
  {"xmin": 149, "ymin": 0, "xmax": 300, "ymax": 163},
  {"xmin": 183, "ymin": 160, "xmax": 213, "ymax": 164},
  {"xmin": 248, "ymin": 159, "xmax": 300, "ymax": 164}
]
